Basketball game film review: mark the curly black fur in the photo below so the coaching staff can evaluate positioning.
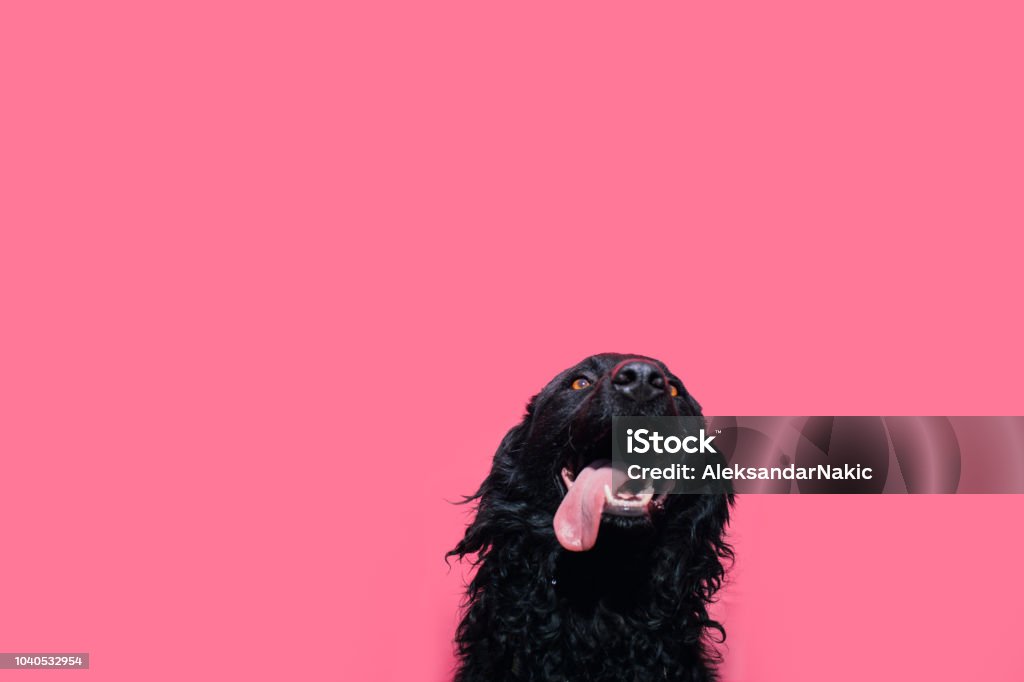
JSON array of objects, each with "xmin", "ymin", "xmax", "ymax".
[{"xmin": 448, "ymin": 354, "xmax": 734, "ymax": 681}]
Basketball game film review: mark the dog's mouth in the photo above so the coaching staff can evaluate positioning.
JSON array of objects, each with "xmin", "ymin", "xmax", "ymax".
[
  {"xmin": 560, "ymin": 464, "xmax": 666, "ymax": 515},
  {"xmin": 554, "ymin": 460, "xmax": 669, "ymax": 552}
]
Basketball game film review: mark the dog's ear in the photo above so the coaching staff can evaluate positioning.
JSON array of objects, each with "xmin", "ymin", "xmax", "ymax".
[
  {"xmin": 446, "ymin": 417, "xmax": 530, "ymax": 563},
  {"xmin": 670, "ymin": 490, "xmax": 734, "ymax": 650}
]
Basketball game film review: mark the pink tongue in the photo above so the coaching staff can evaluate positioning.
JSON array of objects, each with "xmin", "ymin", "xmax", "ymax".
[{"xmin": 554, "ymin": 462, "xmax": 614, "ymax": 551}]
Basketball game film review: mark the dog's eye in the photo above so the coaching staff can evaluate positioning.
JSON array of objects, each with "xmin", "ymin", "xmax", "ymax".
[
  {"xmin": 669, "ymin": 385, "xmax": 679, "ymax": 397},
  {"xmin": 571, "ymin": 377, "xmax": 591, "ymax": 390}
]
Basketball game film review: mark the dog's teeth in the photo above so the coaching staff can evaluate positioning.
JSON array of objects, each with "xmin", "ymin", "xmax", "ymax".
[
  {"xmin": 604, "ymin": 485, "xmax": 654, "ymax": 508},
  {"xmin": 561, "ymin": 467, "xmax": 576, "ymax": 490}
]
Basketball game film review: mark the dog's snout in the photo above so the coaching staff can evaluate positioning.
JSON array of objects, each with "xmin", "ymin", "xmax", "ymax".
[{"xmin": 612, "ymin": 361, "xmax": 665, "ymax": 403}]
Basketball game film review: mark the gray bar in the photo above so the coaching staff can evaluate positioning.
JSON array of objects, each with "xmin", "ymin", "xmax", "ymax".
[
  {"xmin": 0, "ymin": 653, "xmax": 89, "ymax": 669},
  {"xmin": 612, "ymin": 416, "xmax": 1024, "ymax": 494}
]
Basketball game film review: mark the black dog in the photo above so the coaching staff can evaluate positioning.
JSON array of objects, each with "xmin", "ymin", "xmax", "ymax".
[{"xmin": 449, "ymin": 354, "xmax": 733, "ymax": 681}]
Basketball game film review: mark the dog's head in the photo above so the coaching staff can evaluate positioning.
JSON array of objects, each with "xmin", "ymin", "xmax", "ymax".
[{"xmin": 454, "ymin": 353, "xmax": 726, "ymax": 556}]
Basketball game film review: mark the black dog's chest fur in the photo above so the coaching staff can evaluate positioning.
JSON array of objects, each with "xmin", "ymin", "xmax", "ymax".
[{"xmin": 453, "ymin": 522, "xmax": 723, "ymax": 682}]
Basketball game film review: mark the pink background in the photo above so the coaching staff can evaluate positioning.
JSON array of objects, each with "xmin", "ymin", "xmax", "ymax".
[{"xmin": 2, "ymin": 1, "xmax": 1023, "ymax": 680}]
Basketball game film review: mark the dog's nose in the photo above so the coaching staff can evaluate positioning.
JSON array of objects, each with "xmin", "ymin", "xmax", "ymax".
[{"xmin": 612, "ymin": 361, "xmax": 665, "ymax": 403}]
